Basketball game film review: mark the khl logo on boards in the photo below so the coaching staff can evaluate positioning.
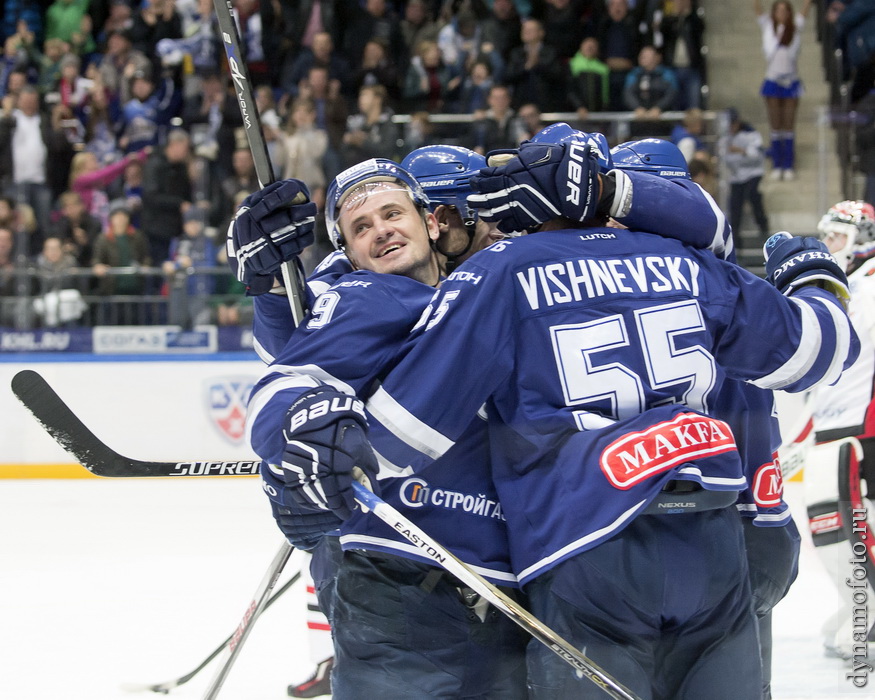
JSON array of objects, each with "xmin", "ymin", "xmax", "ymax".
[{"xmin": 205, "ymin": 377, "xmax": 256, "ymax": 445}]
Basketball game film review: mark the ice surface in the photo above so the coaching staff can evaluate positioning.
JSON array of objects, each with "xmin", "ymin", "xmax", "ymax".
[{"xmin": 1, "ymin": 478, "xmax": 870, "ymax": 699}]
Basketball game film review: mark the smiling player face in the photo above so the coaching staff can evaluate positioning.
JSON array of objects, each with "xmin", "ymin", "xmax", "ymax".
[{"xmin": 338, "ymin": 183, "xmax": 442, "ymax": 285}]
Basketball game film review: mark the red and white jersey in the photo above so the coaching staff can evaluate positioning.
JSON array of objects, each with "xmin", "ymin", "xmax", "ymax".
[{"xmin": 813, "ymin": 257, "xmax": 875, "ymax": 441}]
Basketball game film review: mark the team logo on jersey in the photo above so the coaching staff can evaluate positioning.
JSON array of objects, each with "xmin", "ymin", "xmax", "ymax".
[
  {"xmin": 205, "ymin": 376, "xmax": 256, "ymax": 444},
  {"xmin": 752, "ymin": 460, "xmax": 784, "ymax": 507},
  {"xmin": 600, "ymin": 413, "xmax": 737, "ymax": 489},
  {"xmin": 399, "ymin": 478, "xmax": 430, "ymax": 507}
]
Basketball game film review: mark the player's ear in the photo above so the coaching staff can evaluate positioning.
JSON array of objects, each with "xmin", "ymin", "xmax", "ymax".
[{"xmin": 424, "ymin": 211, "xmax": 441, "ymax": 243}]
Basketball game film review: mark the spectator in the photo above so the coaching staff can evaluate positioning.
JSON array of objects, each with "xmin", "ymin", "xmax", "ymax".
[
  {"xmin": 670, "ymin": 107, "xmax": 708, "ymax": 163},
  {"xmin": 480, "ymin": 0, "xmax": 522, "ymax": 61},
  {"xmin": 82, "ymin": 79, "xmax": 121, "ymax": 166},
  {"xmin": 31, "ymin": 37, "xmax": 68, "ymax": 97},
  {"xmin": 262, "ymin": 0, "xmax": 341, "ymax": 87},
  {"xmin": 504, "ymin": 18, "xmax": 566, "ymax": 111},
  {"xmin": 400, "ymin": 0, "xmax": 440, "ymax": 65},
  {"xmin": 279, "ymin": 97, "xmax": 328, "ymax": 209},
  {"xmin": 140, "ymin": 127, "xmax": 192, "ymax": 265},
  {"xmin": 298, "ymin": 64, "xmax": 348, "ymax": 183},
  {"xmin": 343, "ymin": 0, "xmax": 403, "ymax": 67},
  {"xmin": 623, "ymin": 44, "xmax": 678, "ymax": 118},
  {"xmin": 0, "ymin": 84, "xmax": 54, "ymax": 239},
  {"xmin": 454, "ymin": 57, "xmax": 494, "ymax": 114},
  {"xmin": 45, "ymin": 0, "xmax": 95, "ymax": 57},
  {"xmin": 32, "ymin": 234, "xmax": 86, "ymax": 327},
  {"xmin": 403, "ymin": 39, "xmax": 459, "ymax": 113},
  {"xmin": 722, "ymin": 107, "xmax": 769, "ymax": 246},
  {"xmin": 129, "ymin": 0, "xmax": 183, "ymax": 74},
  {"xmin": 826, "ymin": 0, "xmax": 875, "ymax": 104},
  {"xmin": 91, "ymin": 202, "xmax": 151, "ymax": 323},
  {"xmin": 351, "ymin": 37, "xmax": 401, "ymax": 104},
  {"xmin": 45, "ymin": 100, "xmax": 79, "ymax": 201},
  {"xmin": 436, "ymin": 6, "xmax": 481, "ymax": 78},
  {"xmin": 654, "ymin": 0, "xmax": 706, "ymax": 110},
  {"xmin": 55, "ymin": 52, "xmax": 90, "ymax": 123},
  {"xmin": 340, "ymin": 84, "xmax": 397, "ymax": 168},
  {"xmin": 0, "ymin": 195, "xmax": 38, "ymax": 256},
  {"xmin": 2, "ymin": 2, "xmax": 43, "ymax": 47},
  {"xmin": 513, "ymin": 102, "xmax": 543, "ymax": 142},
  {"xmin": 51, "ymin": 190, "xmax": 102, "ymax": 267},
  {"xmin": 541, "ymin": 0, "xmax": 589, "ymax": 60},
  {"xmin": 162, "ymin": 206, "xmax": 219, "ymax": 327},
  {"xmin": 96, "ymin": 0, "xmax": 134, "ymax": 47},
  {"xmin": 69, "ymin": 148, "xmax": 149, "ymax": 228},
  {"xmin": 253, "ymin": 84, "xmax": 284, "ymax": 177},
  {"xmin": 180, "ymin": 71, "xmax": 240, "ymax": 177},
  {"xmin": 596, "ymin": 0, "xmax": 643, "ymax": 110},
  {"xmin": 567, "ymin": 35, "xmax": 610, "ymax": 118},
  {"xmin": 0, "ymin": 225, "xmax": 16, "ymax": 324},
  {"xmin": 111, "ymin": 156, "xmax": 146, "ymax": 229},
  {"xmin": 96, "ymin": 28, "xmax": 150, "ymax": 105},
  {"xmin": 279, "ymin": 30, "xmax": 351, "ymax": 101},
  {"xmin": 754, "ymin": 0, "xmax": 815, "ymax": 181},
  {"xmin": 469, "ymin": 83, "xmax": 517, "ymax": 154},
  {"xmin": 401, "ymin": 109, "xmax": 435, "ymax": 152},
  {"xmin": 117, "ymin": 67, "xmax": 180, "ymax": 154},
  {"xmin": 217, "ymin": 146, "xmax": 258, "ymax": 223}
]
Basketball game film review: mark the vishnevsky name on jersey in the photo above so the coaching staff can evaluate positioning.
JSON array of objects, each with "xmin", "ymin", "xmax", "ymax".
[{"xmin": 516, "ymin": 254, "xmax": 701, "ymax": 310}]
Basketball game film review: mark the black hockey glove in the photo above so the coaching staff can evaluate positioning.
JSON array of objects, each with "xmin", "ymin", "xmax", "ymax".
[
  {"xmin": 280, "ymin": 387, "xmax": 379, "ymax": 520},
  {"xmin": 269, "ymin": 499, "xmax": 342, "ymax": 551},
  {"xmin": 227, "ymin": 179, "xmax": 317, "ymax": 295},
  {"xmin": 763, "ymin": 232, "xmax": 850, "ymax": 306},
  {"xmin": 468, "ymin": 142, "xmax": 602, "ymax": 233}
]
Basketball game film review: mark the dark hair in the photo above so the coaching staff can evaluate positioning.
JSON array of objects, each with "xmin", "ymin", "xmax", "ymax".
[{"xmin": 771, "ymin": 1, "xmax": 795, "ymax": 47}]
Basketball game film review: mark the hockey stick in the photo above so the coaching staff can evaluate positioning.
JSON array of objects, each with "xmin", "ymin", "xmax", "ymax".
[
  {"xmin": 350, "ymin": 481, "xmax": 641, "ymax": 700},
  {"xmin": 213, "ymin": 0, "xmax": 308, "ymax": 325},
  {"xmin": 11, "ymin": 369, "xmax": 261, "ymax": 477},
  {"xmin": 121, "ymin": 568, "xmax": 301, "ymax": 694},
  {"xmin": 200, "ymin": 540, "xmax": 295, "ymax": 700}
]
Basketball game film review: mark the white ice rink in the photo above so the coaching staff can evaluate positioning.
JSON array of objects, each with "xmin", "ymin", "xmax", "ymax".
[{"xmin": 1, "ymin": 477, "xmax": 871, "ymax": 700}]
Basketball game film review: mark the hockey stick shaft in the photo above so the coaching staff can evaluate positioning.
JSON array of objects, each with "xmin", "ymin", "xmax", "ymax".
[
  {"xmin": 213, "ymin": 0, "xmax": 307, "ymax": 325},
  {"xmin": 123, "ymin": 569, "xmax": 301, "ymax": 694},
  {"xmin": 201, "ymin": 540, "xmax": 295, "ymax": 700},
  {"xmin": 351, "ymin": 483, "xmax": 641, "ymax": 700}
]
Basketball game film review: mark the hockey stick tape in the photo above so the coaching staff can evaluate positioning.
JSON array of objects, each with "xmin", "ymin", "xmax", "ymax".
[{"xmin": 352, "ymin": 467, "xmax": 372, "ymax": 513}]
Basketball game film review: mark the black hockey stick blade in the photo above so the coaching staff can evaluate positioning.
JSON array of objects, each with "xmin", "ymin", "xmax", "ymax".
[
  {"xmin": 11, "ymin": 369, "xmax": 261, "ymax": 478},
  {"xmin": 121, "ymin": 569, "xmax": 302, "ymax": 694}
]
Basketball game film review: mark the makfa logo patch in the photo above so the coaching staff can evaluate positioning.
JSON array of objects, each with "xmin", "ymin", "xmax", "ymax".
[
  {"xmin": 206, "ymin": 376, "xmax": 255, "ymax": 444},
  {"xmin": 600, "ymin": 413, "xmax": 737, "ymax": 489},
  {"xmin": 752, "ymin": 459, "xmax": 784, "ymax": 507}
]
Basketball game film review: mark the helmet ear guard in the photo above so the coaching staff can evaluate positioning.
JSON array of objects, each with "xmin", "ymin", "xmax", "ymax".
[{"xmin": 325, "ymin": 159, "xmax": 430, "ymax": 250}]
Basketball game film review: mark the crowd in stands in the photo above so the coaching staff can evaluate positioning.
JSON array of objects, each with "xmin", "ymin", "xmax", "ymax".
[{"xmin": 0, "ymin": 0, "xmax": 712, "ymax": 331}]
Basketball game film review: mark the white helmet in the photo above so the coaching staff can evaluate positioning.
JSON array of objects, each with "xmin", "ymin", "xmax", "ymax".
[
  {"xmin": 325, "ymin": 159, "xmax": 430, "ymax": 250},
  {"xmin": 816, "ymin": 200, "xmax": 875, "ymax": 270}
]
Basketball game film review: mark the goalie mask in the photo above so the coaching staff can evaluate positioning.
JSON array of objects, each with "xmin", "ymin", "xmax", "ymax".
[
  {"xmin": 610, "ymin": 138, "xmax": 691, "ymax": 180},
  {"xmin": 326, "ymin": 159, "xmax": 431, "ymax": 250},
  {"xmin": 817, "ymin": 200, "xmax": 875, "ymax": 271},
  {"xmin": 401, "ymin": 145, "xmax": 486, "ymax": 228}
]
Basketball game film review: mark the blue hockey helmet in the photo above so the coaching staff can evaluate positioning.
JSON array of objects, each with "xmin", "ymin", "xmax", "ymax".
[
  {"xmin": 400, "ymin": 145, "xmax": 486, "ymax": 226},
  {"xmin": 610, "ymin": 138, "xmax": 690, "ymax": 180},
  {"xmin": 526, "ymin": 123, "xmax": 612, "ymax": 172},
  {"xmin": 325, "ymin": 158, "xmax": 431, "ymax": 249}
]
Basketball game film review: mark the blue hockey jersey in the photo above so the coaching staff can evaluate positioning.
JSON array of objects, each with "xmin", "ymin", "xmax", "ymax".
[
  {"xmin": 363, "ymin": 228, "xmax": 859, "ymax": 583},
  {"xmin": 247, "ymin": 269, "xmax": 517, "ymax": 585}
]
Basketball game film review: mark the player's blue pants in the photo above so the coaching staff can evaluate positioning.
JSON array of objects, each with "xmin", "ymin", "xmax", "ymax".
[
  {"xmin": 525, "ymin": 507, "xmax": 762, "ymax": 699},
  {"xmin": 329, "ymin": 550, "xmax": 528, "ymax": 699}
]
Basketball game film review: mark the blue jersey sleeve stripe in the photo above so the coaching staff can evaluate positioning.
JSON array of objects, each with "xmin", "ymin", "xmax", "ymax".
[
  {"xmin": 812, "ymin": 296, "xmax": 853, "ymax": 386},
  {"xmin": 368, "ymin": 386, "xmax": 455, "ymax": 460},
  {"xmin": 750, "ymin": 296, "xmax": 821, "ymax": 389},
  {"xmin": 252, "ymin": 336, "xmax": 275, "ymax": 364},
  {"xmin": 698, "ymin": 184, "xmax": 732, "ymax": 260},
  {"xmin": 373, "ymin": 447, "xmax": 414, "ymax": 478}
]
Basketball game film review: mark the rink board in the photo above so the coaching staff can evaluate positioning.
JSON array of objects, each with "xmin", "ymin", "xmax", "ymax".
[{"xmin": 1, "ymin": 353, "xmax": 264, "ymax": 478}]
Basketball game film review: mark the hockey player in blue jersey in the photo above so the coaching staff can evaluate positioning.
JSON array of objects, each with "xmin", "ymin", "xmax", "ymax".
[
  {"xmin": 234, "ymin": 154, "xmax": 530, "ymax": 699},
  {"xmin": 279, "ymin": 139, "xmax": 859, "ymax": 698}
]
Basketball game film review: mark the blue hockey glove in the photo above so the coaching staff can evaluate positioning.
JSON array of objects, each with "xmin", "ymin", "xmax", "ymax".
[
  {"xmin": 281, "ymin": 387, "xmax": 379, "ymax": 520},
  {"xmin": 269, "ymin": 499, "xmax": 342, "ymax": 550},
  {"xmin": 468, "ymin": 142, "xmax": 602, "ymax": 233},
  {"xmin": 227, "ymin": 180, "xmax": 317, "ymax": 295},
  {"xmin": 763, "ymin": 232, "xmax": 850, "ymax": 305}
]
